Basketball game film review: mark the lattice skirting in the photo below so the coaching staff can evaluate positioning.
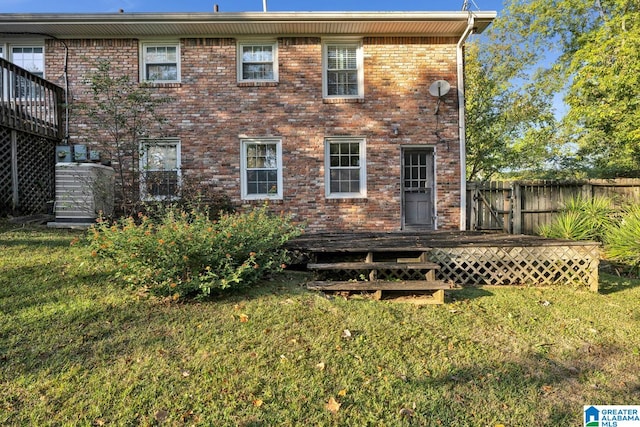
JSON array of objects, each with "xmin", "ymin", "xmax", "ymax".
[
  {"xmin": 0, "ymin": 128, "xmax": 56, "ymax": 215},
  {"xmin": 429, "ymin": 245, "xmax": 600, "ymax": 291}
]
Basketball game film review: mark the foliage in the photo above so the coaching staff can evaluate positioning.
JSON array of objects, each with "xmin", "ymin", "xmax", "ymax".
[
  {"xmin": 75, "ymin": 59, "xmax": 173, "ymax": 215},
  {"xmin": 87, "ymin": 205, "xmax": 303, "ymax": 298},
  {"xmin": 465, "ymin": 40, "xmax": 560, "ymax": 180},
  {"xmin": 2, "ymin": 222, "xmax": 640, "ymax": 425},
  {"xmin": 537, "ymin": 196, "xmax": 617, "ymax": 242},
  {"xmin": 604, "ymin": 204, "xmax": 640, "ymax": 271},
  {"xmin": 468, "ymin": 0, "xmax": 640, "ymax": 179}
]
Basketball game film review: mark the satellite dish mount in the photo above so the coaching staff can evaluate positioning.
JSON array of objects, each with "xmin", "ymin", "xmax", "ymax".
[{"xmin": 429, "ymin": 80, "xmax": 451, "ymax": 115}]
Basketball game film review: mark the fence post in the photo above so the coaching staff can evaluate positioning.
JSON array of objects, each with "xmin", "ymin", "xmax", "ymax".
[
  {"xmin": 502, "ymin": 182, "xmax": 511, "ymax": 233},
  {"xmin": 11, "ymin": 129, "xmax": 18, "ymax": 210},
  {"xmin": 581, "ymin": 182, "xmax": 593, "ymax": 200},
  {"xmin": 512, "ymin": 181, "xmax": 522, "ymax": 234}
]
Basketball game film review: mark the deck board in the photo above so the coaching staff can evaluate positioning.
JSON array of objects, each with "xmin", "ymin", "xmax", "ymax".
[{"xmin": 287, "ymin": 230, "xmax": 600, "ymax": 253}]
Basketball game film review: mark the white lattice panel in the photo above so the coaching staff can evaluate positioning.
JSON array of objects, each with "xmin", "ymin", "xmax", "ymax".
[{"xmin": 429, "ymin": 245, "xmax": 600, "ymax": 291}]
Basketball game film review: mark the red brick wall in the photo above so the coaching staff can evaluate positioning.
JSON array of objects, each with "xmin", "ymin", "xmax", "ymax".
[{"xmin": 46, "ymin": 35, "xmax": 462, "ymax": 231}]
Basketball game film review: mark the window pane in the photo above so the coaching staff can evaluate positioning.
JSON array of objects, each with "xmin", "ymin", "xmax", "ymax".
[
  {"xmin": 12, "ymin": 46, "xmax": 44, "ymax": 75},
  {"xmin": 328, "ymin": 141, "xmax": 362, "ymax": 194},
  {"xmin": 243, "ymin": 45, "xmax": 273, "ymax": 62},
  {"xmin": 243, "ymin": 63, "xmax": 273, "ymax": 80},
  {"xmin": 147, "ymin": 64, "xmax": 177, "ymax": 81},
  {"xmin": 146, "ymin": 171, "xmax": 178, "ymax": 197},
  {"xmin": 244, "ymin": 141, "xmax": 280, "ymax": 196},
  {"xmin": 241, "ymin": 44, "xmax": 275, "ymax": 80},
  {"xmin": 146, "ymin": 145, "xmax": 177, "ymax": 170}
]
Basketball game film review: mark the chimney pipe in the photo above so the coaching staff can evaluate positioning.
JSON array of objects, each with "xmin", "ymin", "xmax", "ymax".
[{"xmin": 214, "ymin": 4, "xmax": 219, "ymax": 12}]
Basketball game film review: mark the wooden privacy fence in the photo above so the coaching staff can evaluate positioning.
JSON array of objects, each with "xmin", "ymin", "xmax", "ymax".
[{"xmin": 467, "ymin": 179, "xmax": 640, "ymax": 235}]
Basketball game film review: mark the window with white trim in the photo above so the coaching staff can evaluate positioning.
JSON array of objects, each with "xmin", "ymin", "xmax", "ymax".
[
  {"xmin": 11, "ymin": 45, "xmax": 44, "ymax": 99},
  {"xmin": 323, "ymin": 41, "xmax": 363, "ymax": 99},
  {"xmin": 241, "ymin": 139, "xmax": 283, "ymax": 200},
  {"xmin": 140, "ymin": 140, "xmax": 181, "ymax": 200},
  {"xmin": 141, "ymin": 43, "xmax": 180, "ymax": 82},
  {"xmin": 11, "ymin": 46, "xmax": 44, "ymax": 77},
  {"xmin": 238, "ymin": 41, "xmax": 278, "ymax": 82},
  {"xmin": 325, "ymin": 138, "xmax": 366, "ymax": 198}
]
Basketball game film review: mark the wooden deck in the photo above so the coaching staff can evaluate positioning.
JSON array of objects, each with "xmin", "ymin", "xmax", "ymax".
[{"xmin": 286, "ymin": 231, "xmax": 601, "ymax": 293}]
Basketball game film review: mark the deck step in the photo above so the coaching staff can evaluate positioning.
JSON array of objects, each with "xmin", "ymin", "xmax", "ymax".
[
  {"xmin": 307, "ymin": 261, "xmax": 440, "ymax": 270},
  {"xmin": 306, "ymin": 280, "xmax": 453, "ymax": 291}
]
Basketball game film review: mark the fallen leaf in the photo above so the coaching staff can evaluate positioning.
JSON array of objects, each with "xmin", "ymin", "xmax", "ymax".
[
  {"xmin": 239, "ymin": 314, "xmax": 249, "ymax": 323},
  {"xmin": 154, "ymin": 409, "xmax": 168, "ymax": 423},
  {"xmin": 495, "ymin": 424, "xmax": 506, "ymax": 427},
  {"xmin": 399, "ymin": 408, "xmax": 415, "ymax": 418},
  {"xmin": 253, "ymin": 399, "xmax": 263, "ymax": 407},
  {"xmin": 338, "ymin": 389, "xmax": 347, "ymax": 397},
  {"xmin": 316, "ymin": 362, "xmax": 326, "ymax": 371},
  {"xmin": 326, "ymin": 397, "xmax": 341, "ymax": 413}
]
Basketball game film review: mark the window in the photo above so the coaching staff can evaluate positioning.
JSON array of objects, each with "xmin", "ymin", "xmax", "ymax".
[
  {"xmin": 140, "ymin": 140, "xmax": 181, "ymax": 200},
  {"xmin": 323, "ymin": 41, "xmax": 363, "ymax": 99},
  {"xmin": 11, "ymin": 46, "xmax": 44, "ymax": 77},
  {"xmin": 325, "ymin": 138, "xmax": 366, "ymax": 198},
  {"xmin": 11, "ymin": 46, "xmax": 44, "ymax": 98},
  {"xmin": 141, "ymin": 43, "xmax": 179, "ymax": 82},
  {"xmin": 238, "ymin": 41, "xmax": 278, "ymax": 82},
  {"xmin": 241, "ymin": 139, "xmax": 283, "ymax": 200}
]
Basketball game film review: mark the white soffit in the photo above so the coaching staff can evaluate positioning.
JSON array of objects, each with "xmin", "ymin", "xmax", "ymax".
[{"xmin": 0, "ymin": 11, "xmax": 496, "ymax": 39}]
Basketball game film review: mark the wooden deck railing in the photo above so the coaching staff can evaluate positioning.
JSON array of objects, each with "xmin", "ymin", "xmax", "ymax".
[{"xmin": 0, "ymin": 57, "xmax": 64, "ymax": 139}]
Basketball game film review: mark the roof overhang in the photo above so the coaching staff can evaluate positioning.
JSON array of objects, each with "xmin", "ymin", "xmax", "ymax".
[{"xmin": 0, "ymin": 11, "xmax": 496, "ymax": 39}]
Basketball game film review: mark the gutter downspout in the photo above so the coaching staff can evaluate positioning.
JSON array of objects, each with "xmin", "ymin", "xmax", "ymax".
[{"xmin": 456, "ymin": 13, "xmax": 475, "ymax": 230}]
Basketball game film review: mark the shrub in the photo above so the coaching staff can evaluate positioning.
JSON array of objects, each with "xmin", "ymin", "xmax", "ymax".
[
  {"xmin": 537, "ymin": 196, "xmax": 617, "ymax": 242},
  {"xmin": 87, "ymin": 205, "xmax": 304, "ymax": 298},
  {"xmin": 604, "ymin": 204, "xmax": 640, "ymax": 272}
]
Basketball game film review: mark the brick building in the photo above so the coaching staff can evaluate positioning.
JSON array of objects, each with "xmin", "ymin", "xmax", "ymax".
[{"xmin": 0, "ymin": 11, "xmax": 495, "ymax": 231}]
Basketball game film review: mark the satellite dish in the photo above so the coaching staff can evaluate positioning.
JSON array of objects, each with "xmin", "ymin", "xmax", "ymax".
[{"xmin": 429, "ymin": 80, "xmax": 451, "ymax": 98}]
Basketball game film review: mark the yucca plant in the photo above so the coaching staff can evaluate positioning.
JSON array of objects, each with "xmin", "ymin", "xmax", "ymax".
[
  {"xmin": 538, "ymin": 210, "xmax": 594, "ymax": 241},
  {"xmin": 538, "ymin": 196, "xmax": 617, "ymax": 242},
  {"xmin": 604, "ymin": 204, "xmax": 640, "ymax": 271}
]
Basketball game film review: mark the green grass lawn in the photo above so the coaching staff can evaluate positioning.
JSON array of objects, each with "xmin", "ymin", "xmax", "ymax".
[{"xmin": 1, "ymin": 222, "xmax": 639, "ymax": 426}]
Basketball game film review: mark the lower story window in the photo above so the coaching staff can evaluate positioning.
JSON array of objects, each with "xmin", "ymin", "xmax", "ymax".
[
  {"xmin": 325, "ymin": 138, "xmax": 366, "ymax": 198},
  {"xmin": 241, "ymin": 138, "xmax": 283, "ymax": 199},
  {"xmin": 140, "ymin": 139, "xmax": 181, "ymax": 200}
]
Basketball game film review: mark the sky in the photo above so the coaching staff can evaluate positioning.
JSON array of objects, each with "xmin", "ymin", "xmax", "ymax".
[{"xmin": 0, "ymin": 0, "xmax": 503, "ymax": 14}]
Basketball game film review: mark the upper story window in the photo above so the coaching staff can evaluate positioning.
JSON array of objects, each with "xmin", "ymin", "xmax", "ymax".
[
  {"xmin": 11, "ymin": 46, "xmax": 44, "ymax": 78},
  {"xmin": 240, "ymin": 138, "xmax": 283, "ymax": 200},
  {"xmin": 140, "ymin": 139, "xmax": 181, "ymax": 200},
  {"xmin": 323, "ymin": 41, "xmax": 363, "ymax": 99},
  {"xmin": 141, "ymin": 43, "xmax": 180, "ymax": 83},
  {"xmin": 8, "ymin": 45, "xmax": 44, "ymax": 99},
  {"xmin": 325, "ymin": 138, "xmax": 367, "ymax": 198},
  {"xmin": 237, "ymin": 41, "xmax": 278, "ymax": 82}
]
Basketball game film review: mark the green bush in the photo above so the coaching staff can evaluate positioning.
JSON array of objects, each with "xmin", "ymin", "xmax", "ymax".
[
  {"xmin": 537, "ymin": 196, "xmax": 617, "ymax": 242},
  {"xmin": 604, "ymin": 204, "xmax": 640, "ymax": 271},
  {"xmin": 87, "ymin": 205, "xmax": 304, "ymax": 298}
]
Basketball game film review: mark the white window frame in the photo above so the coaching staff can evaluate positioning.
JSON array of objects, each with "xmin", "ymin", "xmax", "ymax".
[
  {"xmin": 240, "ymin": 138, "xmax": 283, "ymax": 200},
  {"xmin": 5, "ymin": 43, "xmax": 45, "ymax": 100},
  {"xmin": 9, "ymin": 44, "xmax": 45, "ymax": 78},
  {"xmin": 237, "ymin": 40, "xmax": 278, "ymax": 83},
  {"xmin": 140, "ymin": 139, "xmax": 182, "ymax": 201},
  {"xmin": 325, "ymin": 137, "xmax": 367, "ymax": 198},
  {"xmin": 322, "ymin": 39, "xmax": 364, "ymax": 99},
  {"xmin": 140, "ymin": 42, "xmax": 180, "ymax": 83}
]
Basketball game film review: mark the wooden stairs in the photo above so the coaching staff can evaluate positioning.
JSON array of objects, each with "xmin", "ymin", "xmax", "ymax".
[{"xmin": 306, "ymin": 250, "xmax": 458, "ymax": 304}]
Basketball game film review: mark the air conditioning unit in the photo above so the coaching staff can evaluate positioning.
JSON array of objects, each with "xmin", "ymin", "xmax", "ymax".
[{"xmin": 48, "ymin": 163, "xmax": 115, "ymax": 227}]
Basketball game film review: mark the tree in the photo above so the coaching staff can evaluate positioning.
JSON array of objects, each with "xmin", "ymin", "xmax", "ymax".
[
  {"xmin": 464, "ymin": 38, "xmax": 560, "ymax": 180},
  {"xmin": 477, "ymin": 0, "xmax": 640, "ymax": 178},
  {"xmin": 77, "ymin": 60, "xmax": 173, "ymax": 214}
]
